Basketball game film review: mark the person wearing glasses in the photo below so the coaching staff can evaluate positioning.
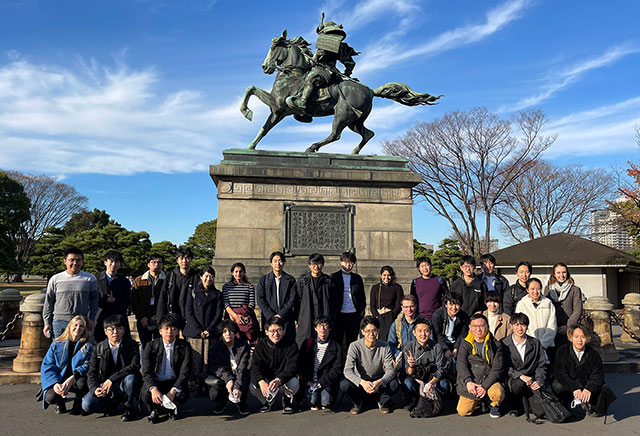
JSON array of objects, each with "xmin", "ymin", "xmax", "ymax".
[
  {"xmin": 250, "ymin": 317, "xmax": 299, "ymax": 414},
  {"xmin": 340, "ymin": 316, "xmax": 398, "ymax": 414}
]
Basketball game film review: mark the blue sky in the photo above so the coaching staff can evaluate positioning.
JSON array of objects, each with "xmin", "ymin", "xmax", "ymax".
[{"xmin": 1, "ymin": 0, "xmax": 639, "ymax": 249}]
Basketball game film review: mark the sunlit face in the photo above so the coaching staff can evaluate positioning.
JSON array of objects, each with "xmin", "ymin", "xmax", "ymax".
[
  {"xmin": 105, "ymin": 325, "xmax": 125, "ymax": 346},
  {"xmin": 340, "ymin": 259, "xmax": 354, "ymax": 272},
  {"xmin": 201, "ymin": 272, "xmax": 215, "ymax": 288},
  {"xmin": 516, "ymin": 265, "xmax": 531, "ymax": 285},
  {"xmin": 177, "ymin": 255, "xmax": 192, "ymax": 270},
  {"xmin": 159, "ymin": 324, "xmax": 178, "ymax": 344},
  {"xmin": 222, "ymin": 327, "xmax": 235, "ymax": 345},
  {"xmin": 104, "ymin": 258, "xmax": 121, "ymax": 276},
  {"xmin": 460, "ymin": 262, "xmax": 475, "ymax": 277},
  {"xmin": 469, "ymin": 318, "xmax": 488, "ymax": 341},
  {"xmin": 486, "ymin": 300, "xmax": 500, "ymax": 314},
  {"xmin": 266, "ymin": 324, "xmax": 284, "ymax": 344},
  {"xmin": 361, "ymin": 324, "xmax": 379, "ymax": 345},
  {"xmin": 314, "ymin": 322, "xmax": 330, "ymax": 341},
  {"xmin": 554, "ymin": 266, "xmax": 568, "ymax": 283},
  {"xmin": 445, "ymin": 300, "xmax": 460, "ymax": 318},
  {"xmin": 481, "ymin": 259, "xmax": 495, "ymax": 275},
  {"xmin": 401, "ymin": 301, "xmax": 416, "ymax": 320},
  {"xmin": 527, "ymin": 281, "xmax": 542, "ymax": 303},
  {"xmin": 308, "ymin": 262, "xmax": 323, "ymax": 277},
  {"xmin": 148, "ymin": 258, "xmax": 163, "ymax": 275},
  {"xmin": 270, "ymin": 255, "xmax": 284, "ymax": 274},
  {"xmin": 512, "ymin": 322, "xmax": 527, "ymax": 339},
  {"xmin": 418, "ymin": 262, "xmax": 431, "ymax": 278},
  {"xmin": 232, "ymin": 267, "xmax": 245, "ymax": 283},
  {"xmin": 380, "ymin": 270, "xmax": 392, "ymax": 285},
  {"xmin": 569, "ymin": 327, "xmax": 587, "ymax": 352},
  {"xmin": 414, "ymin": 323, "xmax": 430, "ymax": 346},
  {"xmin": 64, "ymin": 254, "xmax": 83, "ymax": 275},
  {"xmin": 69, "ymin": 319, "xmax": 86, "ymax": 341}
]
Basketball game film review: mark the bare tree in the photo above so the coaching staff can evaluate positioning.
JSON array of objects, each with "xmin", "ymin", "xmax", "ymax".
[
  {"xmin": 5, "ymin": 171, "xmax": 88, "ymax": 279},
  {"xmin": 383, "ymin": 107, "xmax": 555, "ymax": 257},
  {"xmin": 495, "ymin": 160, "xmax": 614, "ymax": 243}
]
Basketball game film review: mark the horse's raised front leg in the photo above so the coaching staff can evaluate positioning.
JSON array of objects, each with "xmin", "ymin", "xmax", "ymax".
[
  {"xmin": 240, "ymin": 85, "xmax": 275, "ymax": 121},
  {"xmin": 248, "ymin": 111, "xmax": 286, "ymax": 150}
]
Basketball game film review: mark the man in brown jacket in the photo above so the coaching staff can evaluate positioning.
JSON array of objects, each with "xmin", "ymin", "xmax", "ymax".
[{"xmin": 131, "ymin": 254, "xmax": 166, "ymax": 347}]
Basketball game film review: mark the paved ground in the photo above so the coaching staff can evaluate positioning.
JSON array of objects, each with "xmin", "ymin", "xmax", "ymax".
[{"xmin": 2, "ymin": 371, "xmax": 639, "ymax": 436}]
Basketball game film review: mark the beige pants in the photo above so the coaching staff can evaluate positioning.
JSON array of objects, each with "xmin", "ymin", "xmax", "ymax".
[{"xmin": 457, "ymin": 382, "xmax": 505, "ymax": 416}]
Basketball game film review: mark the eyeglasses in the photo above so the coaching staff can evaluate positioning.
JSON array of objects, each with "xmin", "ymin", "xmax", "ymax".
[
  {"xmin": 105, "ymin": 326, "xmax": 124, "ymax": 333},
  {"xmin": 362, "ymin": 328, "xmax": 378, "ymax": 335},
  {"xmin": 267, "ymin": 328, "xmax": 283, "ymax": 334}
]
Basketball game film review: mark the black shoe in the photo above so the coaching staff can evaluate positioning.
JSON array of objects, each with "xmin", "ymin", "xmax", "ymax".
[
  {"xmin": 213, "ymin": 403, "xmax": 226, "ymax": 415},
  {"xmin": 147, "ymin": 410, "xmax": 159, "ymax": 424},
  {"xmin": 350, "ymin": 403, "xmax": 361, "ymax": 415},
  {"xmin": 282, "ymin": 396, "xmax": 294, "ymax": 415},
  {"xmin": 121, "ymin": 408, "xmax": 134, "ymax": 422},
  {"xmin": 104, "ymin": 403, "xmax": 119, "ymax": 417},
  {"xmin": 259, "ymin": 402, "xmax": 272, "ymax": 413},
  {"xmin": 55, "ymin": 402, "xmax": 67, "ymax": 414},
  {"xmin": 168, "ymin": 408, "xmax": 180, "ymax": 420},
  {"xmin": 69, "ymin": 399, "xmax": 83, "ymax": 415},
  {"xmin": 509, "ymin": 409, "xmax": 522, "ymax": 417},
  {"xmin": 236, "ymin": 402, "xmax": 249, "ymax": 415},
  {"xmin": 404, "ymin": 397, "xmax": 418, "ymax": 412}
]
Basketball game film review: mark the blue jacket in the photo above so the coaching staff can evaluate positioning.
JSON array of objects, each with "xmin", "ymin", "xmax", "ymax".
[{"xmin": 40, "ymin": 340, "xmax": 93, "ymax": 409}]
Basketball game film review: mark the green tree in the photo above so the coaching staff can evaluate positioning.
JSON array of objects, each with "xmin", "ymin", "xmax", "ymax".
[
  {"xmin": 185, "ymin": 219, "xmax": 216, "ymax": 270},
  {"xmin": 27, "ymin": 227, "xmax": 66, "ymax": 279},
  {"xmin": 151, "ymin": 240, "xmax": 179, "ymax": 273},
  {"xmin": 413, "ymin": 239, "xmax": 433, "ymax": 261},
  {"xmin": 431, "ymin": 238, "xmax": 463, "ymax": 280},
  {"xmin": 0, "ymin": 173, "xmax": 31, "ymax": 275},
  {"xmin": 64, "ymin": 208, "xmax": 110, "ymax": 235}
]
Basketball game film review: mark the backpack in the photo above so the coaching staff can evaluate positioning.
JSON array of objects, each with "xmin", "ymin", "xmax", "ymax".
[
  {"xmin": 410, "ymin": 388, "xmax": 442, "ymax": 418},
  {"xmin": 528, "ymin": 389, "xmax": 570, "ymax": 423}
]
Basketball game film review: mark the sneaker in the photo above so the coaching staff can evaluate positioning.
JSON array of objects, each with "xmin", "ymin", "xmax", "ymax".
[
  {"xmin": 236, "ymin": 402, "xmax": 249, "ymax": 415},
  {"xmin": 259, "ymin": 402, "xmax": 272, "ymax": 413},
  {"xmin": 489, "ymin": 405, "xmax": 501, "ymax": 418},
  {"xmin": 310, "ymin": 405, "xmax": 320, "ymax": 411},
  {"xmin": 55, "ymin": 402, "xmax": 67, "ymax": 414},
  {"xmin": 350, "ymin": 404, "xmax": 361, "ymax": 415},
  {"xmin": 282, "ymin": 396, "xmax": 294, "ymax": 415}
]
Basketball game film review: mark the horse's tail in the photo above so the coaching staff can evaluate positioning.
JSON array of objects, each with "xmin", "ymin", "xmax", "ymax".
[{"xmin": 373, "ymin": 82, "xmax": 442, "ymax": 106}]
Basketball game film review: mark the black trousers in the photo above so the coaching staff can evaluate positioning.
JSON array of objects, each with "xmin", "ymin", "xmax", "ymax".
[
  {"xmin": 551, "ymin": 379, "xmax": 616, "ymax": 415},
  {"xmin": 142, "ymin": 379, "xmax": 189, "ymax": 411},
  {"xmin": 339, "ymin": 378, "xmax": 399, "ymax": 408},
  {"xmin": 334, "ymin": 312, "xmax": 361, "ymax": 352},
  {"xmin": 45, "ymin": 376, "xmax": 88, "ymax": 405},
  {"xmin": 207, "ymin": 377, "xmax": 248, "ymax": 407}
]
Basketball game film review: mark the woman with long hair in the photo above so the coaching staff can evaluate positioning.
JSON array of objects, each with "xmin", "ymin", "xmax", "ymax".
[
  {"xmin": 369, "ymin": 265, "xmax": 404, "ymax": 342},
  {"xmin": 544, "ymin": 262, "xmax": 584, "ymax": 348},
  {"xmin": 222, "ymin": 262, "xmax": 260, "ymax": 344},
  {"xmin": 40, "ymin": 315, "xmax": 93, "ymax": 414}
]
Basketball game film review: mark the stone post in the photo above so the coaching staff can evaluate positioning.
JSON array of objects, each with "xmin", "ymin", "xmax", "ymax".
[
  {"xmin": 583, "ymin": 296, "xmax": 619, "ymax": 362},
  {"xmin": 0, "ymin": 289, "xmax": 23, "ymax": 340},
  {"xmin": 621, "ymin": 293, "xmax": 640, "ymax": 343},
  {"xmin": 13, "ymin": 293, "xmax": 51, "ymax": 373}
]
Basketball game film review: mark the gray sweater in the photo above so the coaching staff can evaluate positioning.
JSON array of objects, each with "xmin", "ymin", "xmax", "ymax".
[
  {"xmin": 43, "ymin": 270, "xmax": 98, "ymax": 326},
  {"xmin": 344, "ymin": 338, "xmax": 395, "ymax": 386}
]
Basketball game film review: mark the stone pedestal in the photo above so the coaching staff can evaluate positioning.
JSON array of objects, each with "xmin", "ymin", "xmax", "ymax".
[
  {"xmin": 13, "ymin": 293, "xmax": 50, "ymax": 373},
  {"xmin": 210, "ymin": 149, "xmax": 421, "ymax": 292},
  {"xmin": 584, "ymin": 296, "xmax": 619, "ymax": 362},
  {"xmin": 621, "ymin": 293, "xmax": 640, "ymax": 343},
  {"xmin": 0, "ymin": 289, "xmax": 23, "ymax": 340}
]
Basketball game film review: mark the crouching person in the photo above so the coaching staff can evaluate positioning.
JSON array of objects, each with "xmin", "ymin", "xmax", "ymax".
[
  {"xmin": 250, "ymin": 317, "xmax": 299, "ymax": 414},
  {"xmin": 142, "ymin": 314, "xmax": 191, "ymax": 423},
  {"xmin": 340, "ymin": 316, "xmax": 398, "ymax": 414},
  {"xmin": 456, "ymin": 313, "xmax": 505, "ymax": 418},
  {"xmin": 206, "ymin": 320, "xmax": 251, "ymax": 415},
  {"xmin": 82, "ymin": 314, "xmax": 142, "ymax": 421},
  {"xmin": 400, "ymin": 317, "xmax": 449, "ymax": 415},
  {"xmin": 298, "ymin": 316, "xmax": 344, "ymax": 410}
]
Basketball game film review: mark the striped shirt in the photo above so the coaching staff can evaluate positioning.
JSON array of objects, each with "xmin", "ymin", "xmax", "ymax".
[
  {"xmin": 313, "ymin": 340, "xmax": 329, "ymax": 382},
  {"xmin": 222, "ymin": 281, "xmax": 255, "ymax": 309}
]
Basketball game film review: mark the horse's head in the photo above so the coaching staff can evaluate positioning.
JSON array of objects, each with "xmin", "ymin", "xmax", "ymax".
[{"xmin": 262, "ymin": 29, "xmax": 288, "ymax": 75}]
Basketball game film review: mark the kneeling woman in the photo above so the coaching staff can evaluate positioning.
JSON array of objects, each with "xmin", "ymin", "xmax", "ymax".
[
  {"xmin": 40, "ymin": 315, "xmax": 93, "ymax": 414},
  {"xmin": 552, "ymin": 324, "xmax": 616, "ymax": 417},
  {"xmin": 206, "ymin": 320, "xmax": 251, "ymax": 415}
]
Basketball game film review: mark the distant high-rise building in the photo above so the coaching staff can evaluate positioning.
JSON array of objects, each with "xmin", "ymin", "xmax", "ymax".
[
  {"xmin": 480, "ymin": 237, "xmax": 499, "ymax": 252},
  {"xmin": 590, "ymin": 197, "xmax": 635, "ymax": 251}
]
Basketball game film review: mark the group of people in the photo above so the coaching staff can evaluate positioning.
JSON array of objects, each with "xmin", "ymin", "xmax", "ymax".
[{"xmin": 40, "ymin": 247, "xmax": 615, "ymax": 423}]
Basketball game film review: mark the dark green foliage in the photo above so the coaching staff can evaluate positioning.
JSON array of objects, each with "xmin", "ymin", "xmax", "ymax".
[
  {"xmin": 431, "ymin": 238, "xmax": 463, "ymax": 280},
  {"xmin": 185, "ymin": 219, "xmax": 216, "ymax": 270},
  {"xmin": 0, "ymin": 173, "xmax": 31, "ymax": 272},
  {"xmin": 413, "ymin": 239, "xmax": 433, "ymax": 261},
  {"xmin": 151, "ymin": 240, "xmax": 179, "ymax": 273},
  {"xmin": 64, "ymin": 208, "xmax": 111, "ymax": 235}
]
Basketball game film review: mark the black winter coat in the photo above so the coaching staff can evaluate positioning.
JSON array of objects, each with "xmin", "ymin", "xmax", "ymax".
[
  {"xmin": 142, "ymin": 337, "xmax": 191, "ymax": 393},
  {"xmin": 501, "ymin": 334, "xmax": 546, "ymax": 384},
  {"xmin": 256, "ymin": 271, "xmax": 297, "ymax": 340},
  {"xmin": 298, "ymin": 338, "xmax": 344, "ymax": 389},
  {"xmin": 207, "ymin": 338, "xmax": 251, "ymax": 391},
  {"xmin": 295, "ymin": 271, "xmax": 335, "ymax": 347},
  {"xmin": 156, "ymin": 267, "xmax": 200, "ymax": 318},
  {"xmin": 250, "ymin": 337, "xmax": 299, "ymax": 384},
  {"xmin": 431, "ymin": 306, "xmax": 469, "ymax": 352},
  {"xmin": 88, "ymin": 337, "xmax": 141, "ymax": 393},
  {"xmin": 183, "ymin": 283, "xmax": 223, "ymax": 338},
  {"xmin": 554, "ymin": 343, "xmax": 604, "ymax": 394},
  {"xmin": 451, "ymin": 276, "xmax": 488, "ymax": 315}
]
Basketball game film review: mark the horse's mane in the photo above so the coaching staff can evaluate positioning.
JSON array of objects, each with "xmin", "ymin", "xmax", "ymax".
[{"xmin": 288, "ymin": 36, "xmax": 313, "ymax": 59}]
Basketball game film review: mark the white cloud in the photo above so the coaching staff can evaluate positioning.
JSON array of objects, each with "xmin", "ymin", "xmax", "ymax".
[
  {"xmin": 500, "ymin": 44, "xmax": 639, "ymax": 112},
  {"xmin": 356, "ymin": 0, "xmax": 531, "ymax": 75}
]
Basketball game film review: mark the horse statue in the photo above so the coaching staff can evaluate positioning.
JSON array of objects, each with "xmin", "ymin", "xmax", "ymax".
[{"xmin": 239, "ymin": 29, "xmax": 441, "ymax": 154}]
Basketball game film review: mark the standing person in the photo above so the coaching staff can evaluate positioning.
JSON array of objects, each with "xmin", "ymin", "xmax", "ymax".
[
  {"xmin": 82, "ymin": 314, "xmax": 142, "ymax": 421},
  {"xmin": 501, "ymin": 313, "xmax": 546, "ymax": 417},
  {"xmin": 156, "ymin": 247, "xmax": 199, "ymax": 319},
  {"xmin": 330, "ymin": 252, "xmax": 366, "ymax": 351},
  {"xmin": 456, "ymin": 314, "xmax": 506, "ymax": 418},
  {"xmin": 387, "ymin": 294, "xmax": 419, "ymax": 359},
  {"xmin": 184, "ymin": 266, "xmax": 223, "ymax": 395},
  {"xmin": 410, "ymin": 257, "xmax": 448, "ymax": 321},
  {"xmin": 515, "ymin": 278, "xmax": 556, "ymax": 357},
  {"xmin": 95, "ymin": 250, "xmax": 131, "ymax": 343},
  {"xmin": 206, "ymin": 320, "xmax": 251, "ymax": 415},
  {"xmin": 369, "ymin": 265, "xmax": 404, "ymax": 343},
  {"xmin": 481, "ymin": 291, "xmax": 511, "ymax": 341},
  {"xmin": 296, "ymin": 253, "xmax": 335, "ymax": 347},
  {"xmin": 451, "ymin": 255, "xmax": 488, "ymax": 316},
  {"xmin": 431, "ymin": 291, "xmax": 469, "ymax": 360},
  {"xmin": 544, "ymin": 263, "xmax": 584, "ymax": 349},
  {"xmin": 130, "ymin": 254, "xmax": 166, "ymax": 348},
  {"xmin": 503, "ymin": 261, "xmax": 532, "ymax": 316},
  {"xmin": 142, "ymin": 313, "xmax": 192, "ymax": 423},
  {"xmin": 250, "ymin": 317, "xmax": 300, "ymax": 414},
  {"xmin": 552, "ymin": 324, "xmax": 616, "ymax": 418},
  {"xmin": 479, "ymin": 254, "xmax": 509, "ymax": 298},
  {"xmin": 340, "ymin": 316, "xmax": 398, "ymax": 414},
  {"xmin": 297, "ymin": 316, "xmax": 344, "ymax": 411},
  {"xmin": 222, "ymin": 262, "xmax": 260, "ymax": 345},
  {"xmin": 43, "ymin": 247, "xmax": 98, "ymax": 339},
  {"xmin": 40, "ymin": 315, "xmax": 93, "ymax": 415},
  {"xmin": 256, "ymin": 251, "xmax": 297, "ymax": 343}
]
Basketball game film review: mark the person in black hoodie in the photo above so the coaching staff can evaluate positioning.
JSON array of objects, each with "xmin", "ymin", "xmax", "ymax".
[
  {"xmin": 250, "ymin": 317, "xmax": 299, "ymax": 414},
  {"xmin": 95, "ymin": 250, "xmax": 131, "ymax": 343},
  {"xmin": 503, "ymin": 261, "xmax": 532, "ymax": 316},
  {"xmin": 82, "ymin": 314, "xmax": 141, "ymax": 421},
  {"xmin": 156, "ymin": 247, "xmax": 200, "ymax": 319},
  {"xmin": 450, "ymin": 255, "xmax": 488, "ymax": 316},
  {"xmin": 330, "ymin": 252, "xmax": 366, "ymax": 352}
]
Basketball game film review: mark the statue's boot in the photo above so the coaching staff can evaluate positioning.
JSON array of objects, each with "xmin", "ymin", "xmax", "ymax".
[{"xmin": 294, "ymin": 114, "xmax": 313, "ymax": 123}]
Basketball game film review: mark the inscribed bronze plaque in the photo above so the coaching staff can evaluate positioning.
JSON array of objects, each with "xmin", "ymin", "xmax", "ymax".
[{"xmin": 283, "ymin": 204, "xmax": 354, "ymax": 256}]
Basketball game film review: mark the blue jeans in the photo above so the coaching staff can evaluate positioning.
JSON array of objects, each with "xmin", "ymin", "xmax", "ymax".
[
  {"xmin": 52, "ymin": 320, "xmax": 69, "ymax": 339},
  {"xmin": 82, "ymin": 374, "xmax": 142, "ymax": 413},
  {"xmin": 402, "ymin": 377, "xmax": 450, "ymax": 398},
  {"xmin": 306, "ymin": 385, "xmax": 335, "ymax": 408}
]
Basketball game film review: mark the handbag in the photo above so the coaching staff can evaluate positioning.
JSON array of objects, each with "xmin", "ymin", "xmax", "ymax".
[{"xmin": 530, "ymin": 388, "xmax": 570, "ymax": 423}]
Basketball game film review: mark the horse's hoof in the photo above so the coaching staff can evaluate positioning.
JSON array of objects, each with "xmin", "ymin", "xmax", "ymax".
[
  {"xmin": 305, "ymin": 146, "xmax": 318, "ymax": 153},
  {"xmin": 247, "ymin": 144, "xmax": 257, "ymax": 150},
  {"xmin": 351, "ymin": 148, "xmax": 361, "ymax": 155}
]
